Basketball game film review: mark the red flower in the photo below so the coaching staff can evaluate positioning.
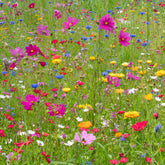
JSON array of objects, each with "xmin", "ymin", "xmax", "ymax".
[
  {"xmin": 109, "ymin": 159, "xmax": 119, "ymax": 164},
  {"xmin": 42, "ymin": 151, "xmax": 50, "ymax": 158},
  {"xmin": 8, "ymin": 125, "xmax": 15, "ymax": 129},
  {"xmin": 119, "ymin": 153, "xmax": 124, "ymax": 157},
  {"xmin": 4, "ymin": 114, "xmax": 14, "ymax": 121},
  {"xmin": 146, "ymin": 157, "xmax": 152, "ymax": 163},
  {"xmin": 51, "ymin": 88, "xmax": 58, "ymax": 92},
  {"xmin": 154, "ymin": 112, "xmax": 158, "ymax": 119},
  {"xmin": 51, "ymin": 40, "xmax": 58, "ymax": 44},
  {"xmin": 3, "ymin": 79, "xmax": 8, "ymax": 83},
  {"xmin": 117, "ymin": 111, "xmax": 125, "ymax": 114},
  {"xmin": 46, "ymin": 158, "xmax": 51, "ymax": 164},
  {"xmin": 39, "ymin": 61, "xmax": 47, "ymax": 67},
  {"xmin": 120, "ymin": 157, "xmax": 128, "ymax": 163},
  {"xmin": 0, "ymin": 130, "xmax": 7, "ymax": 137},
  {"xmin": 33, "ymin": 89, "xmax": 42, "ymax": 94},
  {"xmin": 89, "ymin": 146, "xmax": 93, "ymax": 150},
  {"xmin": 26, "ymin": 44, "xmax": 39, "ymax": 56},
  {"xmin": 45, "ymin": 102, "xmax": 52, "ymax": 107},
  {"xmin": 11, "ymin": 87, "xmax": 17, "ymax": 92},
  {"xmin": 41, "ymin": 92, "xmax": 49, "ymax": 97},
  {"xmin": 159, "ymin": 147, "xmax": 164, "ymax": 152},
  {"xmin": 158, "ymin": 94, "xmax": 164, "ymax": 98},
  {"xmin": 77, "ymin": 81, "xmax": 84, "ymax": 86},
  {"xmin": 13, "ymin": 148, "xmax": 24, "ymax": 153},
  {"xmin": 132, "ymin": 121, "xmax": 148, "ymax": 131},
  {"xmin": 91, "ymin": 128, "xmax": 100, "ymax": 133},
  {"xmin": 60, "ymin": 72, "xmax": 66, "ymax": 75},
  {"xmin": 28, "ymin": 3, "xmax": 35, "ymax": 8}
]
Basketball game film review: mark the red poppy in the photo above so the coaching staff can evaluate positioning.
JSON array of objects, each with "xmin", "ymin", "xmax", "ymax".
[
  {"xmin": 13, "ymin": 148, "xmax": 24, "ymax": 153},
  {"xmin": 132, "ymin": 121, "xmax": 148, "ymax": 131}
]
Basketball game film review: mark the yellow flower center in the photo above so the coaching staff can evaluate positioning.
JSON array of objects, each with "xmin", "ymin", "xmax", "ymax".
[
  {"xmin": 69, "ymin": 23, "xmax": 72, "ymax": 26},
  {"xmin": 105, "ymin": 22, "xmax": 108, "ymax": 25},
  {"xmin": 31, "ymin": 50, "xmax": 34, "ymax": 53},
  {"xmin": 122, "ymin": 38, "xmax": 125, "ymax": 41}
]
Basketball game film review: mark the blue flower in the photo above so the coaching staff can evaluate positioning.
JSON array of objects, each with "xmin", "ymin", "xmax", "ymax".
[
  {"xmin": 2, "ymin": 71, "xmax": 8, "ymax": 75},
  {"xmin": 142, "ymin": 42, "xmax": 147, "ymax": 46},
  {"xmin": 12, "ymin": 112, "xmax": 15, "ymax": 117},
  {"xmin": 158, "ymin": 124, "xmax": 162, "ymax": 129},
  {"xmin": 155, "ymin": 21, "xmax": 158, "ymax": 23},
  {"xmin": 19, "ymin": 19, "xmax": 23, "ymax": 22},
  {"xmin": 105, "ymin": 34, "xmax": 109, "ymax": 38},
  {"xmin": 86, "ymin": 25, "xmax": 92, "ymax": 30},
  {"xmin": 71, "ymin": 31, "xmax": 75, "ymax": 33},
  {"xmin": 11, "ymin": 71, "xmax": 16, "ymax": 76},
  {"xmin": 31, "ymin": 84, "xmax": 39, "ymax": 89},
  {"xmin": 56, "ymin": 75, "xmax": 64, "ymax": 79},
  {"xmin": 83, "ymin": 37, "xmax": 88, "ymax": 41},
  {"xmin": 121, "ymin": 136, "xmax": 126, "ymax": 142},
  {"xmin": 155, "ymin": 126, "xmax": 159, "ymax": 132},
  {"xmin": 107, "ymin": 70, "xmax": 112, "ymax": 73},
  {"xmin": 107, "ymin": 10, "xmax": 112, "ymax": 13},
  {"xmin": 10, "ymin": 21, "xmax": 15, "ymax": 25},
  {"xmin": 137, "ymin": 39, "xmax": 141, "ymax": 42},
  {"xmin": 140, "ymin": 12, "xmax": 145, "ymax": 15},
  {"xmin": 130, "ymin": 34, "xmax": 136, "ymax": 38},
  {"xmin": 146, "ymin": 22, "xmax": 150, "ymax": 25},
  {"xmin": 54, "ymin": 69, "xmax": 58, "ymax": 72},
  {"xmin": 102, "ymin": 72, "xmax": 108, "ymax": 76},
  {"xmin": 116, "ymin": 6, "xmax": 121, "ymax": 9}
]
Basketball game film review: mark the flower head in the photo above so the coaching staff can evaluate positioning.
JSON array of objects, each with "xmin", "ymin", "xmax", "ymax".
[
  {"xmin": 62, "ymin": 17, "xmax": 79, "ymax": 29},
  {"xmin": 37, "ymin": 24, "xmax": 50, "ymax": 36},
  {"xmin": 119, "ymin": 30, "xmax": 131, "ymax": 46},
  {"xmin": 26, "ymin": 44, "xmax": 39, "ymax": 56},
  {"xmin": 54, "ymin": 10, "xmax": 61, "ymax": 19},
  {"xmin": 132, "ymin": 121, "xmax": 148, "ymax": 131}
]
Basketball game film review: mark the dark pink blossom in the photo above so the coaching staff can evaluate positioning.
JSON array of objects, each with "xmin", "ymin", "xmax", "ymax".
[
  {"xmin": 62, "ymin": 17, "xmax": 79, "ymax": 29},
  {"xmin": 119, "ymin": 30, "xmax": 131, "ymax": 46},
  {"xmin": 54, "ymin": 10, "xmax": 61, "ymax": 19},
  {"xmin": 37, "ymin": 24, "xmax": 50, "ymax": 36},
  {"xmin": 25, "ymin": 44, "xmax": 39, "ymax": 56}
]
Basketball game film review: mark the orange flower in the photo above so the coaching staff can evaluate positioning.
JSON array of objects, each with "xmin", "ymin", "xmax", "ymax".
[
  {"xmin": 115, "ymin": 88, "xmax": 124, "ymax": 94},
  {"xmin": 115, "ymin": 132, "xmax": 122, "ymax": 138},
  {"xmin": 145, "ymin": 93, "xmax": 152, "ymax": 101},
  {"xmin": 78, "ymin": 121, "xmax": 92, "ymax": 129},
  {"xmin": 52, "ymin": 55, "xmax": 62, "ymax": 59}
]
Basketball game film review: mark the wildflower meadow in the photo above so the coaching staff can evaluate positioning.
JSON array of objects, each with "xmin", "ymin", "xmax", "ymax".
[{"xmin": 0, "ymin": 0, "xmax": 165, "ymax": 164}]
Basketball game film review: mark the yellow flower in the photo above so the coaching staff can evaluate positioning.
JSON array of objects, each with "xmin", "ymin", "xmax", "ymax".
[
  {"xmin": 153, "ymin": 63, "xmax": 157, "ymax": 68},
  {"xmin": 155, "ymin": 70, "xmax": 165, "ymax": 77},
  {"xmin": 115, "ymin": 132, "xmax": 122, "ymax": 138},
  {"xmin": 138, "ymin": 60, "xmax": 143, "ymax": 63},
  {"xmin": 146, "ymin": 60, "xmax": 152, "ymax": 64},
  {"xmin": 109, "ymin": 73, "xmax": 116, "ymax": 77},
  {"xmin": 89, "ymin": 56, "xmax": 96, "ymax": 61},
  {"xmin": 77, "ymin": 105, "xmax": 85, "ymax": 109},
  {"xmin": 124, "ymin": 111, "xmax": 140, "ymax": 119},
  {"xmin": 27, "ymin": 37, "xmax": 31, "ymax": 40},
  {"xmin": 99, "ymin": 57, "xmax": 104, "ymax": 63},
  {"xmin": 38, "ymin": 17, "xmax": 43, "ymax": 20},
  {"xmin": 110, "ymin": 61, "xmax": 116, "ymax": 65},
  {"xmin": 102, "ymin": 77, "xmax": 108, "ymax": 82},
  {"xmin": 157, "ymin": 12, "xmax": 160, "ymax": 14},
  {"xmin": 52, "ymin": 59, "xmax": 62, "ymax": 64},
  {"xmin": 122, "ymin": 62, "xmax": 129, "ymax": 67},
  {"xmin": 131, "ymin": 66, "xmax": 139, "ymax": 71},
  {"xmin": 115, "ymin": 88, "xmax": 124, "ymax": 94},
  {"xmin": 116, "ymin": 73, "xmax": 125, "ymax": 78},
  {"xmin": 62, "ymin": 88, "xmax": 71, "ymax": 93},
  {"xmin": 78, "ymin": 121, "xmax": 92, "ymax": 129},
  {"xmin": 139, "ymin": 70, "xmax": 146, "ymax": 75},
  {"xmin": 145, "ymin": 93, "xmax": 152, "ymax": 101},
  {"xmin": 85, "ymin": 104, "xmax": 92, "ymax": 109}
]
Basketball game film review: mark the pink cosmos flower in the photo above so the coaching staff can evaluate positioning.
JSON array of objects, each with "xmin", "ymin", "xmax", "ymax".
[
  {"xmin": 37, "ymin": 24, "xmax": 50, "ymax": 36},
  {"xmin": 10, "ymin": 47, "xmax": 26, "ymax": 61},
  {"xmin": 28, "ymin": 3, "xmax": 35, "ymax": 9},
  {"xmin": 62, "ymin": 17, "xmax": 79, "ymax": 29},
  {"xmin": 54, "ymin": 10, "xmax": 61, "ymax": 19},
  {"xmin": 107, "ymin": 76, "xmax": 121, "ymax": 87},
  {"xmin": 119, "ymin": 30, "xmax": 131, "ymax": 46},
  {"xmin": 99, "ymin": 14, "xmax": 115, "ymax": 32},
  {"xmin": 10, "ymin": 63, "xmax": 16, "ymax": 70},
  {"xmin": 48, "ymin": 104, "xmax": 66, "ymax": 117},
  {"xmin": 120, "ymin": 157, "xmax": 128, "ymax": 163},
  {"xmin": 109, "ymin": 159, "xmax": 119, "ymax": 165},
  {"xmin": 132, "ymin": 121, "xmax": 148, "ymax": 131},
  {"xmin": 74, "ymin": 131, "xmax": 96, "ymax": 145},
  {"xmin": 127, "ymin": 72, "xmax": 140, "ymax": 80},
  {"xmin": 25, "ymin": 44, "xmax": 39, "ymax": 56}
]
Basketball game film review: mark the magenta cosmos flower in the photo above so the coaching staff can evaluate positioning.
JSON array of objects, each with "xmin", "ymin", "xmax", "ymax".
[
  {"xmin": 48, "ymin": 104, "xmax": 66, "ymax": 116},
  {"xmin": 74, "ymin": 131, "xmax": 96, "ymax": 145},
  {"xmin": 54, "ymin": 10, "xmax": 61, "ymax": 19},
  {"xmin": 25, "ymin": 44, "xmax": 39, "ymax": 56},
  {"xmin": 118, "ymin": 30, "xmax": 131, "ymax": 47},
  {"xmin": 99, "ymin": 14, "xmax": 115, "ymax": 32},
  {"xmin": 28, "ymin": 3, "xmax": 35, "ymax": 8},
  {"xmin": 10, "ymin": 47, "xmax": 26, "ymax": 61},
  {"xmin": 37, "ymin": 24, "xmax": 50, "ymax": 36},
  {"xmin": 62, "ymin": 17, "xmax": 79, "ymax": 29}
]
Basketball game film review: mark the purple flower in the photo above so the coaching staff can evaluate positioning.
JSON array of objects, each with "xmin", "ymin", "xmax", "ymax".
[
  {"xmin": 48, "ymin": 104, "xmax": 66, "ymax": 116},
  {"xmin": 99, "ymin": 14, "xmax": 115, "ymax": 32},
  {"xmin": 54, "ymin": 10, "xmax": 61, "ymax": 19},
  {"xmin": 37, "ymin": 24, "xmax": 50, "ymax": 36},
  {"xmin": 6, "ymin": 152, "xmax": 21, "ymax": 161},
  {"xmin": 74, "ymin": 131, "xmax": 96, "ymax": 145},
  {"xmin": 119, "ymin": 30, "xmax": 131, "ymax": 47},
  {"xmin": 127, "ymin": 72, "xmax": 140, "ymax": 80}
]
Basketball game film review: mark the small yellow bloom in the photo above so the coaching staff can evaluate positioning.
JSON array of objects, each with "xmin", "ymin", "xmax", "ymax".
[
  {"xmin": 146, "ymin": 60, "xmax": 152, "ymax": 64},
  {"xmin": 153, "ymin": 63, "xmax": 157, "ymax": 68},
  {"xmin": 124, "ymin": 111, "xmax": 140, "ymax": 119},
  {"xmin": 77, "ymin": 105, "xmax": 85, "ymax": 109},
  {"xmin": 102, "ymin": 77, "xmax": 108, "ymax": 82},
  {"xmin": 99, "ymin": 57, "xmax": 104, "ymax": 63},
  {"xmin": 139, "ymin": 70, "xmax": 146, "ymax": 75},
  {"xmin": 27, "ymin": 37, "xmax": 31, "ymax": 40},
  {"xmin": 138, "ymin": 60, "xmax": 143, "ymax": 63},
  {"xmin": 145, "ymin": 93, "xmax": 152, "ymax": 101},
  {"xmin": 109, "ymin": 73, "xmax": 116, "ymax": 77},
  {"xmin": 110, "ymin": 61, "xmax": 116, "ymax": 65},
  {"xmin": 131, "ymin": 66, "xmax": 139, "ymax": 71},
  {"xmin": 122, "ymin": 62, "xmax": 129, "ymax": 67},
  {"xmin": 115, "ymin": 132, "xmax": 122, "ymax": 138},
  {"xmin": 52, "ymin": 59, "xmax": 62, "ymax": 64},
  {"xmin": 89, "ymin": 56, "xmax": 96, "ymax": 61},
  {"xmin": 115, "ymin": 88, "xmax": 124, "ymax": 94},
  {"xmin": 157, "ymin": 12, "xmax": 160, "ymax": 14},
  {"xmin": 62, "ymin": 88, "xmax": 71, "ymax": 93},
  {"xmin": 38, "ymin": 17, "xmax": 43, "ymax": 20},
  {"xmin": 116, "ymin": 73, "xmax": 125, "ymax": 78},
  {"xmin": 155, "ymin": 70, "xmax": 165, "ymax": 77}
]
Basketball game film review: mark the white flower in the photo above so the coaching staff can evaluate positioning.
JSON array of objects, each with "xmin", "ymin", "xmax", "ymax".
[
  {"xmin": 64, "ymin": 140, "xmax": 74, "ymax": 146},
  {"xmin": 153, "ymin": 88, "xmax": 159, "ymax": 92},
  {"xmin": 128, "ymin": 88, "xmax": 138, "ymax": 94},
  {"xmin": 18, "ymin": 80, "xmax": 23, "ymax": 83},
  {"xmin": 19, "ymin": 132, "xmax": 27, "ymax": 136},
  {"xmin": 76, "ymin": 117, "xmax": 83, "ymax": 122},
  {"xmin": 36, "ymin": 140, "xmax": 44, "ymax": 146},
  {"xmin": 0, "ymin": 95, "xmax": 5, "ymax": 99},
  {"xmin": 155, "ymin": 97, "xmax": 161, "ymax": 102},
  {"xmin": 141, "ymin": 53, "xmax": 145, "ymax": 55},
  {"xmin": 0, "ymin": 145, "xmax": 2, "ymax": 150},
  {"xmin": 13, "ymin": 67, "xmax": 18, "ymax": 71},
  {"xmin": 28, "ymin": 130, "xmax": 35, "ymax": 135},
  {"xmin": 58, "ymin": 124, "xmax": 65, "ymax": 128},
  {"xmin": 150, "ymin": 76, "xmax": 157, "ymax": 79},
  {"xmin": 5, "ymin": 139, "xmax": 12, "ymax": 144},
  {"xmin": 161, "ymin": 103, "xmax": 165, "ymax": 106},
  {"xmin": 83, "ymin": 109, "xmax": 89, "ymax": 112},
  {"xmin": 20, "ymin": 85, "xmax": 25, "ymax": 89},
  {"xmin": 5, "ymin": 95, "xmax": 12, "ymax": 99}
]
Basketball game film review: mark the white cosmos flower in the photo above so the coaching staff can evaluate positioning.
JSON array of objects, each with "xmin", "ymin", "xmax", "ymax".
[
  {"xmin": 28, "ymin": 130, "xmax": 35, "ymax": 135},
  {"xmin": 128, "ymin": 88, "xmax": 138, "ymax": 94},
  {"xmin": 64, "ymin": 140, "xmax": 74, "ymax": 146},
  {"xmin": 36, "ymin": 140, "xmax": 44, "ymax": 146},
  {"xmin": 161, "ymin": 103, "xmax": 165, "ymax": 106},
  {"xmin": 0, "ymin": 95, "xmax": 5, "ymax": 99},
  {"xmin": 19, "ymin": 132, "xmax": 27, "ymax": 136},
  {"xmin": 83, "ymin": 108, "xmax": 89, "ymax": 112},
  {"xmin": 153, "ymin": 88, "xmax": 159, "ymax": 92},
  {"xmin": 0, "ymin": 145, "xmax": 2, "ymax": 150},
  {"xmin": 58, "ymin": 124, "xmax": 65, "ymax": 128},
  {"xmin": 150, "ymin": 76, "xmax": 157, "ymax": 79},
  {"xmin": 155, "ymin": 97, "xmax": 161, "ymax": 102},
  {"xmin": 18, "ymin": 80, "xmax": 23, "ymax": 83},
  {"xmin": 5, "ymin": 139, "xmax": 12, "ymax": 144},
  {"xmin": 76, "ymin": 117, "xmax": 83, "ymax": 122},
  {"xmin": 141, "ymin": 53, "xmax": 145, "ymax": 55}
]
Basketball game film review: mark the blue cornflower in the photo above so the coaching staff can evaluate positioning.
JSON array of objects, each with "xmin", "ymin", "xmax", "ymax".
[
  {"xmin": 12, "ymin": 112, "xmax": 15, "ymax": 117},
  {"xmin": 140, "ymin": 12, "xmax": 145, "ymax": 15},
  {"xmin": 86, "ymin": 25, "xmax": 92, "ymax": 30},
  {"xmin": 130, "ymin": 34, "xmax": 136, "ymax": 38},
  {"xmin": 19, "ymin": 19, "xmax": 23, "ymax": 22},
  {"xmin": 56, "ymin": 75, "xmax": 64, "ymax": 79},
  {"xmin": 31, "ymin": 84, "xmax": 39, "ymax": 89},
  {"xmin": 142, "ymin": 42, "xmax": 147, "ymax": 46},
  {"xmin": 71, "ymin": 31, "xmax": 75, "ymax": 34},
  {"xmin": 155, "ymin": 126, "xmax": 159, "ymax": 132},
  {"xmin": 102, "ymin": 72, "xmax": 108, "ymax": 76},
  {"xmin": 146, "ymin": 22, "xmax": 150, "ymax": 25},
  {"xmin": 83, "ymin": 37, "xmax": 88, "ymax": 41},
  {"xmin": 54, "ymin": 69, "xmax": 58, "ymax": 72},
  {"xmin": 105, "ymin": 34, "xmax": 109, "ymax": 38},
  {"xmin": 2, "ymin": 71, "xmax": 8, "ymax": 75},
  {"xmin": 116, "ymin": 6, "xmax": 121, "ymax": 9},
  {"xmin": 11, "ymin": 71, "xmax": 16, "ymax": 76},
  {"xmin": 91, "ymin": 18, "xmax": 94, "ymax": 20},
  {"xmin": 121, "ymin": 136, "xmax": 126, "ymax": 142},
  {"xmin": 137, "ymin": 39, "xmax": 141, "ymax": 42},
  {"xmin": 158, "ymin": 124, "xmax": 162, "ymax": 129},
  {"xmin": 10, "ymin": 21, "xmax": 15, "ymax": 25},
  {"xmin": 155, "ymin": 21, "xmax": 158, "ymax": 23},
  {"xmin": 107, "ymin": 10, "xmax": 112, "ymax": 13},
  {"xmin": 107, "ymin": 70, "xmax": 112, "ymax": 73}
]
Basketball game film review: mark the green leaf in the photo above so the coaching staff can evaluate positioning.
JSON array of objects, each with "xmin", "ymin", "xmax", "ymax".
[
  {"xmin": 97, "ymin": 142, "xmax": 105, "ymax": 150},
  {"xmin": 126, "ymin": 162, "xmax": 134, "ymax": 165},
  {"xmin": 108, "ymin": 154, "xmax": 112, "ymax": 159},
  {"xmin": 50, "ymin": 162, "xmax": 74, "ymax": 165}
]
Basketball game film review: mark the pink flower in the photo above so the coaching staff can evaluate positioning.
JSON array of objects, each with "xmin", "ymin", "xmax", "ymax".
[
  {"xmin": 10, "ymin": 47, "xmax": 26, "ymax": 61},
  {"xmin": 109, "ymin": 159, "xmax": 119, "ymax": 165},
  {"xmin": 39, "ymin": 61, "xmax": 47, "ymax": 67},
  {"xmin": 62, "ymin": 17, "xmax": 79, "ymax": 29},
  {"xmin": 28, "ymin": 3, "xmax": 35, "ymax": 8},
  {"xmin": 37, "ymin": 24, "xmax": 50, "ymax": 36},
  {"xmin": 120, "ymin": 157, "xmax": 128, "ymax": 163},
  {"xmin": 48, "ymin": 104, "xmax": 66, "ymax": 117},
  {"xmin": 54, "ymin": 10, "xmax": 61, "ymax": 19},
  {"xmin": 99, "ymin": 14, "xmax": 115, "ymax": 32},
  {"xmin": 26, "ymin": 44, "xmax": 39, "ymax": 56},
  {"xmin": 74, "ymin": 131, "xmax": 96, "ymax": 145},
  {"xmin": 146, "ymin": 157, "xmax": 152, "ymax": 163},
  {"xmin": 119, "ymin": 30, "xmax": 131, "ymax": 47},
  {"xmin": 132, "ymin": 121, "xmax": 148, "ymax": 131}
]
